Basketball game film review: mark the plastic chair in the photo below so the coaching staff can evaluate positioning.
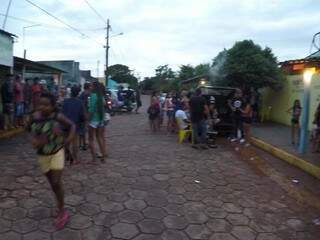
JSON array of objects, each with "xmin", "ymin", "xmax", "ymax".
[{"xmin": 176, "ymin": 118, "xmax": 192, "ymax": 143}]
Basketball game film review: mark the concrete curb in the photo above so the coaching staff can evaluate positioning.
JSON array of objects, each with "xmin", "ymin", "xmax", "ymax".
[
  {"xmin": 0, "ymin": 128, "xmax": 24, "ymax": 140},
  {"xmin": 251, "ymin": 137, "xmax": 320, "ymax": 180}
]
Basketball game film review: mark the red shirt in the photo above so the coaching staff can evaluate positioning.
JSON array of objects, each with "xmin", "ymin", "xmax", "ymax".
[
  {"xmin": 32, "ymin": 84, "xmax": 42, "ymax": 95},
  {"xmin": 32, "ymin": 84, "xmax": 42, "ymax": 107},
  {"xmin": 15, "ymin": 82, "xmax": 24, "ymax": 102}
]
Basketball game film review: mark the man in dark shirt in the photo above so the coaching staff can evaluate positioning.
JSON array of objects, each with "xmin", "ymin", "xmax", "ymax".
[
  {"xmin": 135, "ymin": 88, "xmax": 142, "ymax": 114},
  {"xmin": 62, "ymin": 87, "xmax": 85, "ymax": 164},
  {"xmin": 1, "ymin": 74, "xmax": 14, "ymax": 130},
  {"xmin": 78, "ymin": 83, "xmax": 91, "ymax": 150},
  {"xmin": 228, "ymin": 88, "xmax": 244, "ymax": 142},
  {"xmin": 79, "ymin": 83, "xmax": 91, "ymax": 110},
  {"xmin": 189, "ymin": 88, "xmax": 209, "ymax": 149}
]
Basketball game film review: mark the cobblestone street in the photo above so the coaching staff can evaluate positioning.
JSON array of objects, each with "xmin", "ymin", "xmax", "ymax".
[{"xmin": 0, "ymin": 96, "xmax": 320, "ymax": 240}]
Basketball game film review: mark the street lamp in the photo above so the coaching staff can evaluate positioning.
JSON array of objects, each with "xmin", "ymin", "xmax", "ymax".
[
  {"xmin": 23, "ymin": 24, "xmax": 41, "ymax": 59},
  {"xmin": 110, "ymin": 32, "xmax": 124, "ymax": 38},
  {"xmin": 21, "ymin": 24, "xmax": 41, "ymax": 82},
  {"xmin": 104, "ymin": 30, "xmax": 124, "ymax": 87},
  {"xmin": 298, "ymin": 68, "xmax": 316, "ymax": 154}
]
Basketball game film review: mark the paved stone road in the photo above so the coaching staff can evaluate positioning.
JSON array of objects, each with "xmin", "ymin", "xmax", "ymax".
[{"xmin": 0, "ymin": 95, "xmax": 320, "ymax": 240}]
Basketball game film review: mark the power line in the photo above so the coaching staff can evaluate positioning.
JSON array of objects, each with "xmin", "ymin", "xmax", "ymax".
[
  {"xmin": 24, "ymin": 0, "xmax": 87, "ymax": 37},
  {"xmin": 23, "ymin": 0, "xmax": 104, "ymax": 46},
  {"xmin": 0, "ymin": 13, "xmax": 106, "ymax": 32},
  {"xmin": 2, "ymin": 0, "xmax": 13, "ymax": 29},
  {"xmin": 84, "ymin": 0, "xmax": 108, "ymax": 25},
  {"xmin": 0, "ymin": 13, "xmax": 39, "ymax": 24}
]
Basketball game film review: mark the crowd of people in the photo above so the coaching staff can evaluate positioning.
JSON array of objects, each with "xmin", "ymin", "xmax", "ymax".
[
  {"xmin": 0, "ymin": 74, "xmax": 111, "ymax": 229},
  {"xmin": 147, "ymin": 86, "xmax": 320, "ymax": 153},
  {"xmin": 1, "ymin": 74, "xmax": 41, "ymax": 130},
  {"xmin": 147, "ymin": 88, "xmax": 255, "ymax": 149}
]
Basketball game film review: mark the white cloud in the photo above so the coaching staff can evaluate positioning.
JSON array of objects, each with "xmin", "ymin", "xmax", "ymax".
[{"xmin": 1, "ymin": 0, "xmax": 319, "ymax": 79}]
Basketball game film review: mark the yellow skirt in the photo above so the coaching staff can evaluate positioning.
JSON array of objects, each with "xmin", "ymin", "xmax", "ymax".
[{"xmin": 38, "ymin": 148, "xmax": 65, "ymax": 173}]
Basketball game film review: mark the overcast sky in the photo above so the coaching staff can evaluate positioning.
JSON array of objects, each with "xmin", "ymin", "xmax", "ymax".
[{"xmin": 1, "ymin": 0, "xmax": 319, "ymax": 79}]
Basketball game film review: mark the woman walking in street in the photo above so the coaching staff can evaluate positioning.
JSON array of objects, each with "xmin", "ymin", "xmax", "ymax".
[
  {"xmin": 164, "ymin": 93, "xmax": 175, "ymax": 134},
  {"xmin": 88, "ymin": 81, "xmax": 107, "ymax": 164},
  {"xmin": 241, "ymin": 97, "xmax": 253, "ymax": 146},
  {"xmin": 287, "ymin": 99, "xmax": 302, "ymax": 145},
  {"xmin": 27, "ymin": 93, "xmax": 75, "ymax": 229},
  {"xmin": 62, "ymin": 86, "xmax": 86, "ymax": 165},
  {"xmin": 148, "ymin": 97, "xmax": 160, "ymax": 132},
  {"xmin": 312, "ymin": 103, "xmax": 320, "ymax": 152},
  {"xmin": 79, "ymin": 82, "xmax": 91, "ymax": 150}
]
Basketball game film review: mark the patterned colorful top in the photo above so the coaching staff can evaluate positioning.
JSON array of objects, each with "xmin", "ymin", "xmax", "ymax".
[{"xmin": 30, "ymin": 113, "xmax": 64, "ymax": 155}]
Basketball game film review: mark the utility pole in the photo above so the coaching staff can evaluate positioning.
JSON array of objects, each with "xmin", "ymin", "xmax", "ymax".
[
  {"xmin": 2, "ymin": 0, "xmax": 13, "ymax": 30},
  {"xmin": 105, "ymin": 19, "xmax": 110, "ymax": 87},
  {"xmin": 97, "ymin": 60, "xmax": 100, "ymax": 78}
]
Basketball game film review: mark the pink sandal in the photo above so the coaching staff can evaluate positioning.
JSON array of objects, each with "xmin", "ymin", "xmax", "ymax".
[{"xmin": 54, "ymin": 209, "xmax": 69, "ymax": 230}]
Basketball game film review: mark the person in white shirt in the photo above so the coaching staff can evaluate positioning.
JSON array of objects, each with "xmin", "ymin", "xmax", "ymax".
[{"xmin": 175, "ymin": 107, "xmax": 190, "ymax": 130}]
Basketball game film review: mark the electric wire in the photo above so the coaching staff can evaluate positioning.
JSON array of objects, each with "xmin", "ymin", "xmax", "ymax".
[
  {"xmin": 23, "ymin": 0, "xmax": 104, "ymax": 46},
  {"xmin": 83, "ymin": 0, "xmax": 108, "ymax": 25},
  {"xmin": 0, "ymin": 13, "xmax": 38, "ymax": 24},
  {"xmin": 0, "ymin": 13, "xmax": 106, "ymax": 32}
]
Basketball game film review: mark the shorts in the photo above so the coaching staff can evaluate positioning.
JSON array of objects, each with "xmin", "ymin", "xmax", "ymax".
[
  {"xmin": 242, "ymin": 117, "xmax": 252, "ymax": 124},
  {"xmin": 291, "ymin": 118, "xmax": 299, "ymax": 125},
  {"xmin": 15, "ymin": 102, "xmax": 24, "ymax": 117},
  {"xmin": 38, "ymin": 148, "xmax": 65, "ymax": 173},
  {"xmin": 149, "ymin": 113, "xmax": 159, "ymax": 120},
  {"xmin": 167, "ymin": 110, "xmax": 175, "ymax": 118},
  {"xmin": 89, "ymin": 121, "xmax": 105, "ymax": 128}
]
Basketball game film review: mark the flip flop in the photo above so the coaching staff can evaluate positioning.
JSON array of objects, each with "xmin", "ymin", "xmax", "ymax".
[{"xmin": 54, "ymin": 209, "xmax": 69, "ymax": 230}]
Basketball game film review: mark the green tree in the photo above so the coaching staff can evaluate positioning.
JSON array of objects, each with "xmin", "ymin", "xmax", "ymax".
[
  {"xmin": 194, "ymin": 63, "xmax": 210, "ymax": 76},
  {"xmin": 221, "ymin": 40, "xmax": 283, "ymax": 90},
  {"xmin": 139, "ymin": 77, "xmax": 157, "ymax": 91},
  {"xmin": 108, "ymin": 64, "xmax": 138, "ymax": 87},
  {"xmin": 177, "ymin": 65, "xmax": 195, "ymax": 81},
  {"xmin": 153, "ymin": 65, "xmax": 175, "ymax": 91},
  {"xmin": 155, "ymin": 65, "xmax": 175, "ymax": 81}
]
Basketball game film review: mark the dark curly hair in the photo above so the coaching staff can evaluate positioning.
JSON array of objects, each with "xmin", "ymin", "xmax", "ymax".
[{"xmin": 40, "ymin": 93, "xmax": 58, "ymax": 112}]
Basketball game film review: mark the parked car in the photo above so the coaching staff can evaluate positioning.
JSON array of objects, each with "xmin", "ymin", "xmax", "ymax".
[
  {"xmin": 107, "ymin": 88, "xmax": 137, "ymax": 114},
  {"xmin": 198, "ymin": 85, "xmax": 236, "ymax": 135}
]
